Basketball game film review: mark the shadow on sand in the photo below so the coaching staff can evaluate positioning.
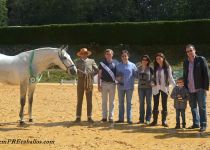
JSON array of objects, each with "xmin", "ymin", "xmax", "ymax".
[
  {"xmin": 98, "ymin": 123, "xmax": 210, "ymax": 139},
  {"xmin": 30, "ymin": 121, "xmax": 210, "ymax": 139},
  {"xmin": 0, "ymin": 122, "xmax": 29, "ymax": 132},
  {"xmin": 2, "ymin": 121, "xmax": 210, "ymax": 139}
]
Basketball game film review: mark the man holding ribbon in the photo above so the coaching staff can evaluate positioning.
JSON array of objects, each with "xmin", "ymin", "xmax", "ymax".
[{"xmin": 98, "ymin": 49, "xmax": 118, "ymax": 123}]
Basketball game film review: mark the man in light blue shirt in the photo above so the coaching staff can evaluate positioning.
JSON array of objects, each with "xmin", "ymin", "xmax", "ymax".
[{"xmin": 115, "ymin": 50, "xmax": 137, "ymax": 124}]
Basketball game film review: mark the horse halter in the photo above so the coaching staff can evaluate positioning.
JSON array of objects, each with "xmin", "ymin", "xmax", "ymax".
[{"xmin": 58, "ymin": 50, "xmax": 75, "ymax": 73}]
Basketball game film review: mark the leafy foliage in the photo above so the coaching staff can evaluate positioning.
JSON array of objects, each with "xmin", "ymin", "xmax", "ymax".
[
  {"xmin": 0, "ymin": 0, "xmax": 7, "ymax": 26},
  {"xmin": 6, "ymin": 0, "xmax": 210, "ymax": 25}
]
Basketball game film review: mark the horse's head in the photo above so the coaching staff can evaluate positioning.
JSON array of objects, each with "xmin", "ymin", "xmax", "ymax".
[{"xmin": 57, "ymin": 45, "xmax": 77, "ymax": 76}]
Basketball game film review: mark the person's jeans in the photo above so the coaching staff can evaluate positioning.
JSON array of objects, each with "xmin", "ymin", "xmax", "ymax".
[
  {"xmin": 101, "ymin": 82, "xmax": 116, "ymax": 120},
  {"xmin": 189, "ymin": 89, "xmax": 207, "ymax": 128},
  {"xmin": 118, "ymin": 88, "xmax": 134, "ymax": 122},
  {"xmin": 138, "ymin": 88, "xmax": 152, "ymax": 123},
  {"xmin": 176, "ymin": 109, "xmax": 186, "ymax": 124}
]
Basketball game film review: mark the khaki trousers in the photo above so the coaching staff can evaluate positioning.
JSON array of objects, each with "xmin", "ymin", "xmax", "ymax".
[{"xmin": 76, "ymin": 77, "xmax": 93, "ymax": 118}]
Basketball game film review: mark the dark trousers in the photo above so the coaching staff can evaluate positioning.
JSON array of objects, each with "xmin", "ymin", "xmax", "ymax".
[
  {"xmin": 153, "ymin": 90, "xmax": 168, "ymax": 112},
  {"xmin": 176, "ymin": 109, "xmax": 186, "ymax": 124},
  {"xmin": 76, "ymin": 77, "xmax": 93, "ymax": 118}
]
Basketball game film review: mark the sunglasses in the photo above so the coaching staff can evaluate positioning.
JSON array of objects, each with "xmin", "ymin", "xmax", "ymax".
[
  {"xmin": 186, "ymin": 49, "xmax": 193, "ymax": 53},
  {"xmin": 142, "ymin": 59, "xmax": 148, "ymax": 61}
]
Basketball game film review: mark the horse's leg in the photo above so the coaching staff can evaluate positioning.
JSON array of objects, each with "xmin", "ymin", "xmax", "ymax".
[
  {"xmin": 28, "ymin": 83, "xmax": 36, "ymax": 122},
  {"xmin": 19, "ymin": 83, "xmax": 27, "ymax": 125}
]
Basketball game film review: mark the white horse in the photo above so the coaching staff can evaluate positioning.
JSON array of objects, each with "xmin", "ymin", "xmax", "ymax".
[{"xmin": 0, "ymin": 45, "xmax": 77, "ymax": 125}]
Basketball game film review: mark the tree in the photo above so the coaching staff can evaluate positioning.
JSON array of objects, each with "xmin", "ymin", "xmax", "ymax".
[
  {"xmin": 162, "ymin": 0, "xmax": 189, "ymax": 20},
  {"xmin": 90, "ymin": 0, "xmax": 137, "ymax": 22},
  {"xmin": 6, "ymin": 0, "xmax": 210, "ymax": 25},
  {"xmin": 0, "ymin": 0, "xmax": 7, "ymax": 26},
  {"xmin": 188, "ymin": 0, "xmax": 210, "ymax": 19}
]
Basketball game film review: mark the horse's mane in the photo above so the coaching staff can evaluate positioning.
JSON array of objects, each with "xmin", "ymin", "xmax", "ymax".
[
  {"xmin": 34, "ymin": 47, "xmax": 58, "ymax": 51},
  {"xmin": 19, "ymin": 47, "xmax": 60, "ymax": 56},
  {"xmin": 0, "ymin": 47, "xmax": 62, "ymax": 59}
]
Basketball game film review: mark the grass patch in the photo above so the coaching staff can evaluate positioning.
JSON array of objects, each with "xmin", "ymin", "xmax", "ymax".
[{"xmin": 40, "ymin": 69, "xmax": 76, "ymax": 83}]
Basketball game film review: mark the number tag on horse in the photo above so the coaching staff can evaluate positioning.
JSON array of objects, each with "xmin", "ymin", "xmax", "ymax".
[{"xmin": 29, "ymin": 77, "xmax": 37, "ymax": 83}]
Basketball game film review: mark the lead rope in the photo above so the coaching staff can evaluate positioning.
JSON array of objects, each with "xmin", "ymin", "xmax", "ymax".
[
  {"xmin": 84, "ymin": 73, "xmax": 93, "ymax": 92},
  {"xmin": 84, "ymin": 71, "xmax": 102, "ymax": 121},
  {"xmin": 78, "ymin": 69, "xmax": 102, "ymax": 121}
]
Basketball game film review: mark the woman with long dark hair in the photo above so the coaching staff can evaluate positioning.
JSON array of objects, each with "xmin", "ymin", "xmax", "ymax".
[{"xmin": 150, "ymin": 53, "xmax": 176, "ymax": 127}]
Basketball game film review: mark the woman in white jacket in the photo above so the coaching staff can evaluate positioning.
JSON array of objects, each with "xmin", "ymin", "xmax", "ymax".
[{"xmin": 150, "ymin": 53, "xmax": 176, "ymax": 127}]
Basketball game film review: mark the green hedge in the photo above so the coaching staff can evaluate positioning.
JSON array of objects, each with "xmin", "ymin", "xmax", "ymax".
[{"xmin": 0, "ymin": 20, "xmax": 210, "ymax": 45}]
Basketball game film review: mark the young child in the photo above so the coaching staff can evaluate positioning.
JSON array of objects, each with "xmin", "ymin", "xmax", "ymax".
[{"xmin": 171, "ymin": 77, "xmax": 189, "ymax": 129}]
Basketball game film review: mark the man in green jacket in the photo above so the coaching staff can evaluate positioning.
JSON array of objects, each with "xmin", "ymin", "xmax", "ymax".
[{"xmin": 75, "ymin": 48, "xmax": 98, "ymax": 123}]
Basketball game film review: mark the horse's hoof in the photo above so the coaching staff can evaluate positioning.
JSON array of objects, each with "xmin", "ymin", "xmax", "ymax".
[{"xmin": 29, "ymin": 119, "xmax": 33, "ymax": 122}]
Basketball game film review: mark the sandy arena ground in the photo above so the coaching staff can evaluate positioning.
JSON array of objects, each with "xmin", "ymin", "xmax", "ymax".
[{"xmin": 0, "ymin": 83, "xmax": 210, "ymax": 150}]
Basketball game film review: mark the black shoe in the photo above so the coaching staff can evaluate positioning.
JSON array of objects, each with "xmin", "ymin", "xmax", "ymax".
[
  {"xmin": 175, "ymin": 125, "xmax": 181, "ymax": 129},
  {"xmin": 188, "ymin": 125, "xmax": 200, "ymax": 129},
  {"xmin": 150, "ymin": 121, "xmax": 157, "ymax": 126},
  {"xmin": 101, "ymin": 118, "xmax": 107, "ymax": 122},
  {"xmin": 127, "ymin": 121, "xmax": 133, "ymax": 124},
  {"xmin": 109, "ymin": 119, "xmax": 114, "ymax": 123},
  {"xmin": 88, "ymin": 118, "xmax": 94, "ymax": 123},
  {"xmin": 199, "ymin": 127, "xmax": 206, "ymax": 132},
  {"xmin": 74, "ymin": 118, "xmax": 81, "ymax": 123},
  {"xmin": 115, "ymin": 120, "xmax": 124, "ymax": 123},
  {"xmin": 137, "ymin": 121, "xmax": 144, "ymax": 124}
]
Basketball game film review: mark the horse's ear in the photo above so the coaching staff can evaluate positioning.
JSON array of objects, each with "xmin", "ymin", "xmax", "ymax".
[
  {"xmin": 63, "ymin": 45, "xmax": 68, "ymax": 51},
  {"xmin": 60, "ymin": 45, "xmax": 65, "ymax": 50}
]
